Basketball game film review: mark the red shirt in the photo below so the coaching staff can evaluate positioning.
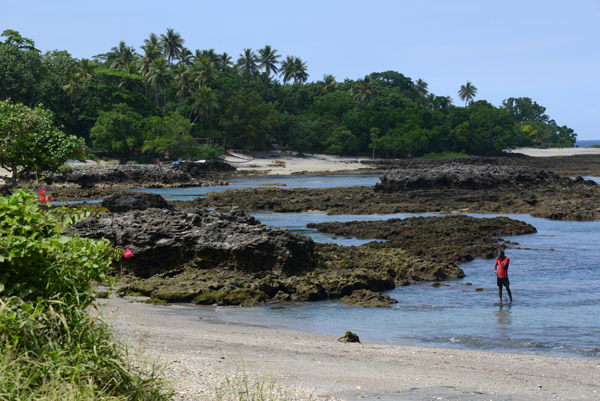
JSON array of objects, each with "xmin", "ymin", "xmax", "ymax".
[{"xmin": 495, "ymin": 256, "xmax": 509, "ymax": 278}]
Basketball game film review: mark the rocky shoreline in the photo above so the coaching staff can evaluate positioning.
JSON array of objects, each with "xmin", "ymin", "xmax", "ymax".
[
  {"xmin": 198, "ymin": 163, "xmax": 600, "ymax": 221},
  {"xmin": 40, "ymin": 154, "xmax": 600, "ymax": 307},
  {"xmin": 72, "ymin": 196, "xmax": 535, "ymax": 307}
]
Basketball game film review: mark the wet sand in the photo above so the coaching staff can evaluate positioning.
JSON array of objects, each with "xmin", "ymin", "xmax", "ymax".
[{"xmin": 97, "ymin": 295, "xmax": 600, "ymax": 401}]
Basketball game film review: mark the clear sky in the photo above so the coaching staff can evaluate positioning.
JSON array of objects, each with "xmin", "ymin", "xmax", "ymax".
[{"xmin": 2, "ymin": 0, "xmax": 599, "ymax": 140}]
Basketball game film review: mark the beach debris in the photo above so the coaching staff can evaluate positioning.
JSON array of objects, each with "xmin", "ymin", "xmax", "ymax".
[{"xmin": 338, "ymin": 331, "xmax": 360, "ymax": 343}]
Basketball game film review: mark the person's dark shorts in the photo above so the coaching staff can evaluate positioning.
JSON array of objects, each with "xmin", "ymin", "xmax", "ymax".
[{"xmin": 497, "ymin": 277, "xmax": 510, "ymax": 287}]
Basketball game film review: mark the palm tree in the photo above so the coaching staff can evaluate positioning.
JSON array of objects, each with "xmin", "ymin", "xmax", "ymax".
[
  {"xmin": 147, "ymin": 58, "xmax": 171, "ymax": 113},
  {"xmin": 179, "ymin": 47, "xmax": 194, "ymax": 66},
  {"xmin": 108, "ymin": 41, "xmax": 135, "ymax": 70},
  {"xmin": 415, "ymin": 78, "xmax": 429, "ymax": 97},
  {"xmin": 434, "ymin": 95, "xmax": 453, "ymax": 110},
  {"xmin": 458, "ymin": 81, "xmax": 477, "ymax": 107},
  {"xmin": 189, "ymin": 85, "xmax": 219, "ymax": 125},
  {"xmin": 415, "ymin": 78, "xmax": 429, "ymax": 109},
  {"xmin": 62, "ymin": 58, "xmax": 95, "ymax": 109},
  {"xmin": 160, "ymin": 28, "xmax": 184, "ymax": 64},
  {"xmin": 322, "ymin": 74, "xmax": 337, "ymax": 102},
  {"xmin": 352, "ymin": 75, "xmax": 374, "ymax": 114},
  {"xmin": 218, "ymin": 52, "xmax": 233, "ymax": 72},
  {"xmin": 193, "ymin": 57, "xmax": 218, "ymax": 87},
  {"xmin": 237, "ymin": 48, "xmax": 258, "ymax": 75},
  {"xmin": 257, "ymin": 44, "xmax": 280, "ymax": 77},
  {"xmin": 77, "ymin": 58, "xmax": 95, "ymax": 81},
  {"xmin": 138, "ymin": 41, "xmax": 162, "ymax": 98},
  {"xmin": 144, "ymin": 32, "xmax": 160, "ymax": 47},
  {"xmin": 279, "ymin": 56, "xmax": 309, "ymax": 111},
  {"xmin": 173, "ymin": 62, "xmax": 191, "ymax": 109}
]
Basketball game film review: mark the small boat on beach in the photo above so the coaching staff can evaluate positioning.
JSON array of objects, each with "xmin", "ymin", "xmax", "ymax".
[{"xmin": 226, "ymin": 149, "xmax": 253, "ymax": 161}]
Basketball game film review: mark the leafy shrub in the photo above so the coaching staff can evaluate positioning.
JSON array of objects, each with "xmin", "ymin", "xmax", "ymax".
[{"xmin": 0, "ymin": 190, "xmax": 172, "ymax": 400}]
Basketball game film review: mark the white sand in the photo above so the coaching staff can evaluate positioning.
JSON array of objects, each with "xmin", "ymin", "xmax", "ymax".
[
  {"xmin": 508, "ymin": 147, "xmax": 600, "ymax": 157},
  {"xmin": 98, "ymin": 295, "xmax": 600, "ymax": 401},
  {"xmin": 223, "ymin": 153, "xmax": 377, "ymax": 175}
]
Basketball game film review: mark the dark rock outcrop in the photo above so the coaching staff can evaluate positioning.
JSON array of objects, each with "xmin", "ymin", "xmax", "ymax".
[
  {"xmin": 101, "ymin": 192, "xmax": 174, "ymax": 212},
  {"xmin": 340, "ymin": 289, "xmax": 398, "ymax": 307},
  {"xmin": 307, "ymin": 215, "xmax": 537, "ymax": 264},
  {"xmin": 72, "ymin": 207, "xmax": 315, "ymax": 278},
  {"xmin": 30, "ymin": 160, "xmax": 233, "ymax": 189},
  {"xmin": 374, "ymin": 164, "xmax": 560, "ymax": 192},
  {"xmin": 199, "ymin": 175, "xmax": 600, "ymax": 221}
]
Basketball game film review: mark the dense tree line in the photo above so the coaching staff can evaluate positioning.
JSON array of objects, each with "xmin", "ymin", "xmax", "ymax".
[{"xmin": 0, "ymin": 28, "xmax": 576, "ymax": 163}]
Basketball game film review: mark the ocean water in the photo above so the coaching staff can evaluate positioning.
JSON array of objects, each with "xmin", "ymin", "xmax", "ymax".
[
  {"xmin": 129, "ymin": 173, "xmax": 382, "ymax": 201},
  {"xmin": 576, "ymin": 139, "xmax": 600, "ymax": 147},
  {"xmin": 216, "ymin": 212, "xmax": 600, "ymax": 358},
  {"xmin": 135, "ymin": 174, "xmax": 599, "ymax": 358}
]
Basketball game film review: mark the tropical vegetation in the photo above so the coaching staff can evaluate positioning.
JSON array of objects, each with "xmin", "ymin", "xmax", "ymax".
[
  {"xmin": 0, "ymin": 190, "xmax": 172, "ymax": 400},
  {"xmin": 0, "ymin": 28, "xmax": 577, "ymax": 165}
]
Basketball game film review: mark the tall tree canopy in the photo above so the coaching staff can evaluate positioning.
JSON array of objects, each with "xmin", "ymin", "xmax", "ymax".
[{"xmin": 0, "ymin": 28, "xmax": 578, "ymax": 164}]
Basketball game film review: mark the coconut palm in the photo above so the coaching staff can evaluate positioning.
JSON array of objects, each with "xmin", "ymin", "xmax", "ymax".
[
  {"xmin": 147, "ymin": 58, "xmax": 171, "ymax": 113},
  {"xmin": 108, "ymin": 41, "xmax": 135, "ymax": 70},
  {"xmin": 237, "ymin": 48, "xmax": 258, "ymax": 75},
  {"xmin": 458, "ymin": 81, "xmax": 477, "ymax": 107},
  {"xmin": 415, "ymin": 78, "xmax": 429, "ymax": 97},
  {"xmin": 189, "ymin": 85, "xmax": 218, "ymax": 125},
  {"xmin": 63, "ymin": 59, "xmax": 95, "ymax": 108},
  {"xmin": 257, "ymin": 44, "xmax": 280, "ymax": 77},
  {"xmin": 193, "ymin": 57, "xmax": 219, "ymax": 87},
  {"xmin": 322, "ymin": 74, "xmax": 337, "ymax": 102},
  {"xmin": 218, "ymin": 52, "xmax": 233, "ymax": 72},
  {"xmin": 179, "ymin": 47, "xmax": 194, "ymax": 66},
  {"xmin": 138, "ymin": 42, "xmax": 162, "ymax": 98},
  {"xmin": 160, "ymin": 28, "xmax": 184, "ymax": 64},
  {"xmin": 279, "ymin": 56, "xmax": 309, "ymax": 111},
  {"xmin": 144, "ymin": 32, "xmax": 160, "ymax": 47},
  {"xmin": 352, "ymin": 75, "xmax": 374, "ymax": 114},
  {"xmin": 173, "ymin": 62, "xmax": 192, "ymax": 108}
]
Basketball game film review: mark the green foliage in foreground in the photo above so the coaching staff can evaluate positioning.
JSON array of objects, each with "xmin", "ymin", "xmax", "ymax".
[{"xmin": 0, "ymin": 190, "xmax": 172, "ymax": 400}]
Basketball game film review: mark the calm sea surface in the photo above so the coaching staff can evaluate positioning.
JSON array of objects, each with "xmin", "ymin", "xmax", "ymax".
[
  {"xmin": 142, "ymin": 174, "xmax": 600, "ymax": 358},
  {"xmin": 576, "ymin": 139, "xmax": 600, "ymax": 147}
]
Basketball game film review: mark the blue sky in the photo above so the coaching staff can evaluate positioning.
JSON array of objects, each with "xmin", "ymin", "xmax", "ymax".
[{"xmin": 2, "ymin": 0, "xmax": 599, "ymax": 140}]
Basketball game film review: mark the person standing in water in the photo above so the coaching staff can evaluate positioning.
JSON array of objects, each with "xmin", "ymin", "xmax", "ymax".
[{"xmin": 495, "ymin": 249, "xmax": 513, "ymax": 303}]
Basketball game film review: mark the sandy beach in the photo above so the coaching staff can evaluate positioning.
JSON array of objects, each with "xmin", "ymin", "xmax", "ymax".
[
  {"xmin": 97, "ymin": 295, "xmax": 600, "ymax": 401},
  {"xmin": 3, "ymin": 147, "xmax": 600, "ymax": 184},
  {"xmin": 225, "ymin": 147, "xmax": 600, "ymax": 176},
  {"xmin": 223, "ymin": 153, "xmax": 377, "ymax": 175},
  {"xmin": 508, "ymin": 147, "xmax": 600, "ymax": 158}
]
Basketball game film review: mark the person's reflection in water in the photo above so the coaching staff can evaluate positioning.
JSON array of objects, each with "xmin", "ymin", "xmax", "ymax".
[{"xmin": 494, "ymin": 303, "xmax": 512, "ymax": 327}]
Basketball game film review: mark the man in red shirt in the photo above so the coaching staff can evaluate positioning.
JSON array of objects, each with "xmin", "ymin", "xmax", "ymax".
[{"xmin": 494, "ymin": 249, "xmax": 513, "ymax": 303}]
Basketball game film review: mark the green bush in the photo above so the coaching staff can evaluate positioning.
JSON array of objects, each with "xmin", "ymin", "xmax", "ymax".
[{"xmin": 0, "ymin": 190, "xmax": 172, "ymax": 400}]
